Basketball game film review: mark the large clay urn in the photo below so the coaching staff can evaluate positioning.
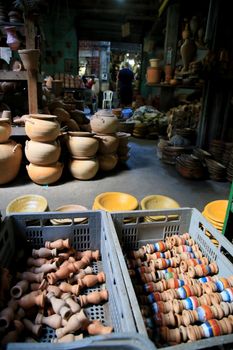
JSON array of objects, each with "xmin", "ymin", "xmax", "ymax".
[
  {"xmin": 0, "ymin": 117, "xmax": 11, "ymax": 143},
  {"xmin": 66, "ymin": 132, "xmax": 99, "ymax": 158},
  {"xmin": 18, "ymin": 49, "xmax": 40, "ymax": 70},
  {"xmin": 90, "ymin": 110, "xmax": 119, "ymax": 134},
  {"xmin": 25, "ymin": 140, "xmax": 61, "ymax": 165},
  {"xmin": 0, "ymin": 140, "xmax": 22, "ymax": 185},
  {"xmin": 26, "ymin": 162, "xmax": 63, "ymax": 185},
  {"xmin": 95, "ymin": 134, "xmax": 119, "ymax": 154},
  {"xmin": 98, "ymin": 153, "xmax": 118, "ymax": 171},
  {"xmin": 25, "ymin": 114, "xmax": 60, "ymax": 142},
  {"xmin": 69, "ymin": 158, "xmax": 99, "ymax": 180}
]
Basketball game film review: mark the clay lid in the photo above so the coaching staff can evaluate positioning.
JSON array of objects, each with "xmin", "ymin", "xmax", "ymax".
[{"xmin": 94, "ymin": 109, "xmax": 114, "ymax": 117}]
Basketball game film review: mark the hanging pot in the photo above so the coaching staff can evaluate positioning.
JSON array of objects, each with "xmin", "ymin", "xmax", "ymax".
[
  {"xmin": 26, "ymin": 162, "xmax": 63, "ymax": 185},
  {"xmin": 25, "ymin": 114, "xmax": 60, "ymax": 142},
  {"xmin": 18, "ymin": 49, "xmax": 40, "ymax": 70},
  {"xmin": 25, "ymin": 140, "xmax": 61, "ymax": 165},
  {"xmin": 95, "ymin": 134, "xmax": 119, "ymax": 154},
  {"xmin": 98, "ymin": 153, "xmax": 118, "ymax": 171},
  {"xmin": 0, "ymin": 140, "xmax": 22, "ymax": 185},
  {"xmin": 4, "ymin": 26, "xmax": 20, "ymax": 51},
  {"xmin": 66, "ymin": 131, "xmax": 99, "ymax": 158},
  {"xmin": 90, "ymin": 110, "xmax": 119, "ymax": 134},
  {"xmin": 69, "ymin": 157, "xmax": 99, "ymax": 180},
  {"xmin": 0, "ymin": 117, "xmax": 11, "ymax": 143}
]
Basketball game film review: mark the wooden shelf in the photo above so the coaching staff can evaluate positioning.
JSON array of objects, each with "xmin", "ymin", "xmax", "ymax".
[{"xmin": 0, "ymin": 71, "xmax": 42, "ymax": 82}]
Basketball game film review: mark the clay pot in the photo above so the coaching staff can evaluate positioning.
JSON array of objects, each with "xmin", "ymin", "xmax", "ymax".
[
  {"xmin": 26, "ymin": 162, "xmax": 63, "ymax": 185},
  {"xmin": 146, "ymin": 67, "xmax": 161, "ymax": 84},
  {"xmin": 66, "ymin": 132, "xmax": 99, "ymax": 158},
  {"xmin": 25, "ymin": 114, "xmax": 60, "ymax": 142},
  {"xmin": 98, "ymin": 153, "xmax": 118, "ymax": 171},
  {"xmin": 18, "ymin": 49, "xmax": 40, "ymax": 70},
  {"xmin": 116, "ymin": 132, "xmax": 130, "ymax": 147},
  {"xmin": 5, "ymin": 26, "xmax": 20, "ymax": 51},
  {"xmin": 69, "ymin": 158, "xmax": 99, "ymax": 180},
  {"xmin": 0, "ymin": 140, "xmax": 22, "ymax": 185},
  {"xmin": 95, "ymin": 134, "xmax": 119, "ymax": 154},
  {"xmin": 90, "ymin": 110, "xmax": 119, "ymax": 134},
  {"xmin": 25, "ymin": 140, "xmax": 61, "ymax": 165},
  {"xmin": 149, "ymin": 58, "xmax": 160, "ymax": 68},
  {"xmin": 0, "ymin": 117, "xmax": 11, "ymax": 143}
]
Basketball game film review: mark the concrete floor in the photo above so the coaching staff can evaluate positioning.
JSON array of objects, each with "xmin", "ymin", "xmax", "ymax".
[{"xmin": 0, "ymin": 137, "xmax": 231, "ymax": 217}]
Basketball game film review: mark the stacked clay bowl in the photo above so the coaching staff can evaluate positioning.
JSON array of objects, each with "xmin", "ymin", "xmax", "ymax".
[
  {"xmin": 162, "ymin": 146, "xmax": 186, "ymax": 165},
  {"xmin": 140, "ymin": 195, "xmax": 180, "ymax": 222},
  {"xmin": 6, "ymin": 194, "xmax": 48, "ymax": 214},
  {"xmin": 93, "ymin": 192, "xmax": 139, "ymax": 212},
  {"xmin": 193, "ymin": 148, "xmax": 212, "ymax": 163},
  {"xmin": 176, "ymin": 154, "xmax": 204, "ymax": 179},
  {"xmin": 205, "ymin": 159, "xmax": 226, "ymax": 181},
  {"xmin": 202, "ymin": 199, "xmax": 228, "ymax": 235},
  {"xmin": 209, "ymin": 139, "xmax": 225, "ymax": 162},
  {"xmin": 133, "ymin": 123, "xmax": 148, "ymax": 138},
  {"xmin": 50, "ymin": 204, "xmax": 88, "ymax": 225},
  {"xmin": 116, "ymin": 132, "xmax": 131, "ymax": 163}
]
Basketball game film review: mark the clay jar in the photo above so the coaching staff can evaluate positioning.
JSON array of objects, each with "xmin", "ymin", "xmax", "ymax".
[
  {"xmin": 0, "ymin": 117, "xmax": 11, "ymax": 143},
  {"xmin": 25, "ymin": 114, "xmax": 60, "ymax": 142},
  {"xmin": 66, "ymin": 132, "xmax": 99, "ymax": 158},
  {"xmin": 90, "ymin": 110, "xmax": 119, "ymax": 134},
  {"xmin": 26, "ymin": 162, "xmax": 63, "ymax": 185},
  {"xmin": 95, "ymin": 134, "xmax": 119, "ymax": 154},
  {"xmin": 25, "ymin": 140, "xmax": 61, "ymax": 165},
  {"xmin": 0, "ymin": 140, "xmax": 22, "ymax": 185},
  {"xmin": 149, "ymin": 58, "xmax": 160, "ymax": 68},
  {"xmin": 98, "ymin": 153, "xmax": 118, "ymax": 171},
  {"xmin": 69, "ymin": 158, "xmax": 99, "ymax": 180},
  {"xmin": 146, "ymin": 67, "xmax": 161, "ymax": 84}
]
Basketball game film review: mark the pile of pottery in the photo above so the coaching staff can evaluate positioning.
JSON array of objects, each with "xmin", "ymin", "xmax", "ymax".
[
  {"xmin": 205, "ymin": 159, "xmax": 226, "ymax": 181},
  {"xmin": 0, "ymin": 238, "xmax": 112, "ymax": 345},
  {"xmin": 66, "ymin": 131, "xmax": 99, "ymax": 180},
  {"xmin": 116, "ymin": 132, "xmax": 131, "ymax": 163},
  {"xmin": 161, "ymin": 146, "xmax": 186, "ymax": 165},
  {"xmin": 90, "ymin": 110, "xmax": 119, "ymax": 172},
  {"xmin": 0, "ymin": 114, "xmax": 22, "ymax": 185},
  {"xmin": 125, "ymin": 233, "xmax": 233, "ymax": 346},
  {"xmin": 25, "ymin": 114, "xmax": 63, "ymax": 185},
  {"xmin": 176, "ymin": 154, "xmax": 204, "ymax": 179},
  {"xmin": 202, "ymin": 199, "xmax": 228, "ymax": 234}
]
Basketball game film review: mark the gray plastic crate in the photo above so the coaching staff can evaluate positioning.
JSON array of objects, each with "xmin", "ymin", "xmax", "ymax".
[
  {"xmin": 0, "ymin": 210, "xmax": 154, "ymax": 349},
  {"xmin": 108, "ymin": 208, "xmax": 233, "ymax": 349}
]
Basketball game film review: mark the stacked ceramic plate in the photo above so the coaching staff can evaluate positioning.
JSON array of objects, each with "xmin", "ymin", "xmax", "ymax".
[
  {"xmin": 140, "ymin": 195, "xmax": 180, "ymax": 222},
  {"xmin": 176, "ymin": 154, "xmax": 204, "ymax": 179},
  {"xmin": 209, "ymin": 140, "xmax": 225, "ymax": 162},
  {"xmin": 162, "ymin": 146, "xmax": 186, "ymax": 165},
  {"xmin": 176, "ymin": 128, "xmax": 196, "ymax": 143},
  {"xmin": 205, "ymin": 159, "xmax": 226, "ymax": 181},
  {"xmin": 202, "ymin": 199, "xmax": 228, "ymax": 233}
]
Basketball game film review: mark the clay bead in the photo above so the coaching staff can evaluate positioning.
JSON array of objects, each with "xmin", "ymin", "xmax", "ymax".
[
  {"xmin": 10, "ymin": 280, "xmax": 29, "ymax": 299},
  {"xmin": 86, "ymin": 320, "xmax": 113, "ymax": 335},
  {"xmin": 160, "ymin": 326, "xmax": 181, "ymax": 343},
  {"xmin": 55, "ymin": 309, "xmax": 89, "ymax": 339},
  {"xmin": 76, "ymin": 250, "xmax": 100, "ymax": 261},
  {"xmin": 78, "ymin": 290, "xmax": 108, "ymax": 307},
  {"xmin": 59, "ymin": 282, "xmax": 80, "ymax": 295},
  {"xmin": 32, "ymin": 247, "xmax": 57, "ymax": 258},
  {"xmin": 45, "ymin": 239, "xmax": 70, "ymax": 250},
  {"xmin": 68, "ymin": 266, "xmax": 93, "ymax": 283}
]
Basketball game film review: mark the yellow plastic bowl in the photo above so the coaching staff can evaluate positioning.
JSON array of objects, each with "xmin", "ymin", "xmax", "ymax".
[
  {"xmin": 93, "ymin": 192, "xmax": 139, "ymax": 212},
  {"xmin": 141, "ymin": 195, "xmax": 180, "ymax": 221},
  {"xmin": 6, "ymin": 194, "xmax": 48, "ymax": 214},
  {"xmin": 203, "ymin": 200, "xmax": 228, "ymax": 223}
]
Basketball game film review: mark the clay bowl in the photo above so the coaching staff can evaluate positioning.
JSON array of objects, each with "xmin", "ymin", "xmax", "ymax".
[
  {"xmin": 6, "ymin": 194, "xmax": 48, "ymax": 215},
  {"xmin": 93, "ymin": 192, "xmax": 139, "ymax": 212},
  {"xmin": 50, "ymin": 204, "xmax": 88, "ymax": 225},
  {"xmin": 140, "ymin": 194, "xmax": 180, "ymax": 221},
  {"xmin": 203, "ymin": 200, "xmax": 228, "ymax": 223}
]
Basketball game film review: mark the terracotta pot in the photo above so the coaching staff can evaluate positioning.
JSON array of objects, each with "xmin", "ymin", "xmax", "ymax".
[
  {"xmin": 26, "ymin": 162, "xmax": 63, "ymax": 185},
  {"xmin": 5, "ymin": 26, "xmax": 20, "ymax": 51},
  {"xmin": 98, "ymin": 153, "xmax": 118, "ymax": 171},
  {"xmin": 25, "ymin": 114, "xmax": 60, "ymax": 142},
  {"xmin": 146, "ymin": 67, "xmax": 161, "ymax": 84},
  {"xmin": 0, "ymin": 118, "xmax": 11, "ymax": 143},
  {"xmin": 18, "ymin": 49, "xmax": 40, "ymax": 70},
  {"xmin": 149, "ymin": 58, "xmax": 160, "ymax": 68},
  {"xmin": 25, "ymin": 140, "xmax": 61, "ymax": 165},
  {"xmin": 66, "ymin": 132, "xmax": 99, "ymax": 158},
  {"xmin": 95, "ymin": 134, "xmax": 119, "ymax": 154},
  {"xmin": 0, "ymin": 140, "xmax": 22, "ymax": 185},
  {"xmin": 90, "ymin": 110, "xmax": 119, "ymax": 134},
  {"xmin": 69, "ymin": 158, "xmax": 99, "ymax": 180}
]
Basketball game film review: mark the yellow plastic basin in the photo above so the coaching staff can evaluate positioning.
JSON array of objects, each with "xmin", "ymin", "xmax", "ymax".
[
  {"xmin": 6, "ymin": 194, "xmax": 48, "ymax": 214},
  {"xmin": 93, "ymin": 192, "xmax": 138, "ymax": 212}
]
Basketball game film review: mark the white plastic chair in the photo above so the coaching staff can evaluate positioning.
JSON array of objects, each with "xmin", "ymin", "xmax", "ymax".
[{"xmin": 102, "ymin": 90, "xmax": 113, "ymax": 109}]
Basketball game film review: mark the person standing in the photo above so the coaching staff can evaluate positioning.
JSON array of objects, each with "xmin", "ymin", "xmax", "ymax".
[{"xmin": 117, "ymin": 62, "xmax": 134, "ymax": 107}]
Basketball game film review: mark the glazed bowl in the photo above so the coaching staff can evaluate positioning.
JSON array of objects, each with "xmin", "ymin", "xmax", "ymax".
[
  {"xmin": 6, "ymin": 194, "xmax": 48, "ymax": 214},
  {"xmin": 93, "ymin": 192, "xmax": 139, "ymax": 212},
  {"xmin": 140, "ymin": 195, "xmax": 180, "ymax": 221},
  {"xmin": 50, "ymin": 204, "xmax": 88, "ymax": 225}
]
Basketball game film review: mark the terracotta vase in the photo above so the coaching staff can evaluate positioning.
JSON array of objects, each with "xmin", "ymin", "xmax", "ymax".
[
  {"xmin": 90, "ymin": 110, "xmax": 119, "ymax": 134},
  {"xmin": 95, "ymin": 134, "xmax": 119, "ymax": 154},
  {"xmin": 32, "ymin": 247, "xmax": 57, "ymax": 258},
  {"xmin": 46, "ymin": 292, "xmax": 71, "ymax": 319},
  {"xmin": 35, "ymin": 313, "xmax": 62, "ymax": 329},
  {"xmin": 98, "ymin": 153, "xmax": 118, "ymax": 171},
  {"xmin": 0, "ymin": 140, "xmax": 22, "ymax": 185},
  {"xmin": 26, "ymin": 162, "xmax": 64, "ymax": 185},
  {"xmin": 0, "ymin": 117, "xmax": 11, "ymax": 143},
  {"xmin": 61, "ymin": 293, "xmax": 81, "ymax": 313},
  {"xmin": 87, "ymin": 320, "xmax": 113, "ymax": 335},
  {"xmin": 78, "ymin": 290, "xmax": 108, "ymax": 307},
  {"xmin": 78, "ymin": 272, "xmax": 105, "ymax": 289},
  {"xmin": 69, "ymin": 158, "xmax": 99, "ymax": 180},
  {"xmin": 18, "ymin": 291, "xmax": 45, "ymax": 309},
  {"xmin": 66, "ymin": 132, "xmax": 99, "ymax": 158},
  {"xmin": 5, "ymin": 26, "xmax": 20, "ymax": 51},
  {"xmin": 10, "ymin": 280, "xmax": 29, "ymax": 299},
  {"xmin": 55, "ymin": 309, "xmax": 89, "ymax": 339},
  {"xmin": 146, "ymin": 67, "xmax": 161, "ymax": 84},
  {"xmin": 25, "ymin": 114, "xmax": 60, "ymax": 142},
  {"xmin": 45, "ymin": 239, "xmax": 70, "ymax": 250},
  {"xmin": 25, "ymin": 140, "xmax": 61, "ymax": 165},
  {"xmin": 18, "ymin": 49, "xmax": 40, "ymax": 70}
]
